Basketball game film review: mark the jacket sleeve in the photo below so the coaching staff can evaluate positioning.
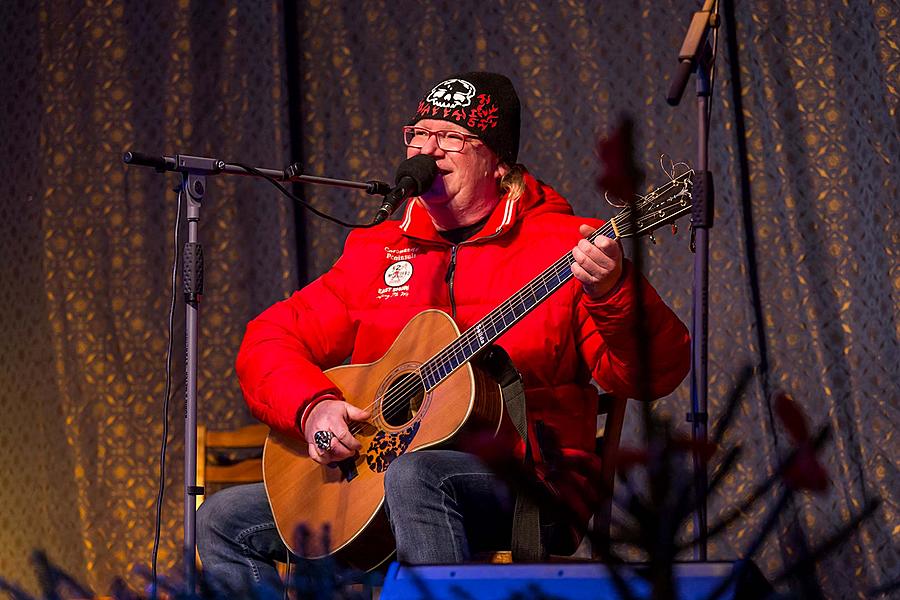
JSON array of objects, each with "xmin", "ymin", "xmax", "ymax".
[
  {"xmin": 575, "ymin": 260, "xmax": 691, "ymax": 400},
  {"xmin": 235, "ymin": 236, "xmax": 360, "ymax": 438}
]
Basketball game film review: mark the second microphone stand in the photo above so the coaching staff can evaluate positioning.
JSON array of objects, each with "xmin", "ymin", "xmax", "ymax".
[{"xmin": 666, "ymin": 0, "xmax": 719, "ymax": 562}]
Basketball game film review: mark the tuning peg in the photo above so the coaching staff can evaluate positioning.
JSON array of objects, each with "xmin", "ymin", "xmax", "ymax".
[
  {"xmin": 649, "ymin": 232, "xmax": 657, "ymax": 245},
  {"xmin": 671, "ymin": 223, "xmax": 678, "ymax": 236}
]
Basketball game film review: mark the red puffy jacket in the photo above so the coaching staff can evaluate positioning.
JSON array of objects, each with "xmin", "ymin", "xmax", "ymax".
[{"xmin": 237, "ymin": 171, "xmax": 690, "ymax": 463}]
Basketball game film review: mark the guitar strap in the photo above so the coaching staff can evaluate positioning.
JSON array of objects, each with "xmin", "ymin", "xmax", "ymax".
[{"xmin": 476, "ymin": 345, "xmax": 546, "ymax": 562}]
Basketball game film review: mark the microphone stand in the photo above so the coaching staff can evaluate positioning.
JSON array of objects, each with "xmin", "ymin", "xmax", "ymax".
[
  {"xmin": 665, "ymin": 0, "xmax": 719, "ymax": 562},
  {"xmin": 122, "ymin": 151, "xmax": 389, "ymax": 592}
]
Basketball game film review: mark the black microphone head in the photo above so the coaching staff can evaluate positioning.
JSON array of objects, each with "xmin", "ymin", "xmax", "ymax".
[{"xmin": 395, "ymin": 155, "xmax": 438, "ymax": 195}]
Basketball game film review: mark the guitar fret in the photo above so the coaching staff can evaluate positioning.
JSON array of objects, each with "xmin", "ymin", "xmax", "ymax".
[
  {"xmin": 523, "ymin": 292, "xmax": 536, "ymax": 310},
  {"xmin": 468, "ymin": 337, "xmax": 482, "ymax": 355},
  {"xmin": 513, "ymin": 302, "xmax": 523, "ymax": 319},
  {"xmin": 539, "ymin": 277, "xmax": 551, "ymax": 295},
  {"xmin": 554, "ymin": 265, "xmax": 569, "ymax": 285}
]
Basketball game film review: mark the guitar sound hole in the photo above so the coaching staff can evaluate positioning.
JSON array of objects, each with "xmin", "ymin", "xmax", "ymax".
[{"xmin": 381, "ymin": 372, "xmax": 425, "ymax": 427}]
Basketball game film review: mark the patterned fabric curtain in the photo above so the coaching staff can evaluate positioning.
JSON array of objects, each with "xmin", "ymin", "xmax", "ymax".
[
  {"xmin": 0, "ymin": 0, "xmax": 295, "ymax": 592},
  {"xmin": 0, "ymin": 1, "xmax": 895, "ymax": 597}
]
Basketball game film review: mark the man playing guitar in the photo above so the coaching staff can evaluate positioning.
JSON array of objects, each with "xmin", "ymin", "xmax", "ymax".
[{"xmin": 197, "ymin": 72, "xmax": 690, "ymax": 593}]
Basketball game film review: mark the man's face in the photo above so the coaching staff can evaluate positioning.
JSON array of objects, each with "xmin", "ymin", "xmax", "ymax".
[{"xmin": 406, "ymin": 119, "xmax": 506, "ymax": 218}]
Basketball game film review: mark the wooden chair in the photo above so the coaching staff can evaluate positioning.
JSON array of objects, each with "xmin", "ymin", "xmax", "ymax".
[
  {"xmin": 196, "ymin": 422, "xmax": 270, "ymax": 508},
  {"xmin": 484, "ymin": 391, "xmax": 627, "ymax": 563}
]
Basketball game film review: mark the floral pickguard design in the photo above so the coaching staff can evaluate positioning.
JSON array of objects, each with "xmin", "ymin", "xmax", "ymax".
[{"xmin": 365, "ymin": 421, "xmax": 420, "ymax": 473}]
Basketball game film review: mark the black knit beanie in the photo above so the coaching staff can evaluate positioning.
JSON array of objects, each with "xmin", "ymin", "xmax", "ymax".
[{"xmin": 410, "ymin": 71, "xmax": 521, "ymax": 165}]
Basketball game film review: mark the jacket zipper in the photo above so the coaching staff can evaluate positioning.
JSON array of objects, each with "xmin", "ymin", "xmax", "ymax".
[
  {"xmin": 445, "ymin": 245, "xmax": 458, "ymax": 319},
  {"xmin": 443, "ymin": 227, "xmax": 506, "ymax": 321}
]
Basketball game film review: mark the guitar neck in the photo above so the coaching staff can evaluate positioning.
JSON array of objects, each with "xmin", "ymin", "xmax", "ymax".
[
  {"xmin": 419, "ymin": 221, "xmax": 619, "ymax": 391},
  {"xmin": 417, "ymin": 169, "xmax": 694, "ymax": 392}
]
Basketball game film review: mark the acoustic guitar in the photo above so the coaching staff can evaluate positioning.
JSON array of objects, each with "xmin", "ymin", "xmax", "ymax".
[{"xmin": 262, "ymin": 169, "xmax": 694, "ymax": 570}]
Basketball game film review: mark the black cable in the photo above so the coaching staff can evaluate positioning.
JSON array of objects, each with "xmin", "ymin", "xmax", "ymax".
[
  {"xmin": 283, "ymin": 548, "xmax": 291, "ymax": 600},
  {"xmin": 150, "ymin": 186, "xmax": 183, "ymax": 600},
  {"xmin": 721, "ymin": 0, "xmax": 779, "ymax": 452},
  {"xmin": 723, "ymin": 0, "xmax": 811, "ymax": 575},
  {"xmin": 233, "ymin": 162, "xmax": 378, "ymax": 229},
  {"xmin": 283, "ymin": 0, "xmax": 309, "ymax": 285}
]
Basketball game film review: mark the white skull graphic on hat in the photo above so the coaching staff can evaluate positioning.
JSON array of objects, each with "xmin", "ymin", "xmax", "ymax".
[{"xmin": 426, "ymin": 79, "xmax": 476, "ymax": 108}]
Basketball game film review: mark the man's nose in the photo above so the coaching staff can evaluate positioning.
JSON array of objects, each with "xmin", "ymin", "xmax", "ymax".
[{"xmin": 418, "ymin": 132, "xmax": 443, "ymax": 156}]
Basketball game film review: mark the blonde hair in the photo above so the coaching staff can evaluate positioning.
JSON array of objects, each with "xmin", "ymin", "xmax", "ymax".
[{"xmin": 500, "ymin": 163, "xmax": 526, "ymax": 203}]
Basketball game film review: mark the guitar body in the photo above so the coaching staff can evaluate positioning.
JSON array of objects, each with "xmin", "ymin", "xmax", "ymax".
[{"xmin": 262, "ymin": 309, "xmax": 504, "ymax": 570}]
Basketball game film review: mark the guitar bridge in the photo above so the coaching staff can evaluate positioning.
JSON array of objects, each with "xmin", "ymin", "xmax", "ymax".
[{"xmin": 338, "ymin": 458, "xmax": 358, "ymax": 482}]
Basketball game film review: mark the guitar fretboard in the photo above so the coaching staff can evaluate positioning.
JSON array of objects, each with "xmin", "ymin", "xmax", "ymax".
[
  {"xmin": 416, "ymin": 169, "xmax": 693, "ymax": 392},
  {"xmin": 419, "ymin": 222, "xmax": 617, "ymax": 391}
]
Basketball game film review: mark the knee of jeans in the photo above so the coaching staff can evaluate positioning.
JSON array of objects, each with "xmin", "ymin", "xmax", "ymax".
[
  {"xmin": 196, "ymin": 495, "xmax": 222, "ymax": 549},
  {"xmin": 384, "ymin": 452, "xmax": 439, "ymax": 501},
  {"xmin": 197, "ymin": 485, "xmax": 244, "ymax": 544}
]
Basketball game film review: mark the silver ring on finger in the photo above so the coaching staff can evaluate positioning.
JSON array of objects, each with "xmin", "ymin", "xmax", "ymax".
[{"xmin": 314, "ymin": 430, "xmax": 335, "ymax": 453}]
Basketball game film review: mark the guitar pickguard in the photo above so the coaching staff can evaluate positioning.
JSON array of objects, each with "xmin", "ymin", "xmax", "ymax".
[{"xmin": 365, "ymin": 421, "xmax": 421, "ymax": 472}]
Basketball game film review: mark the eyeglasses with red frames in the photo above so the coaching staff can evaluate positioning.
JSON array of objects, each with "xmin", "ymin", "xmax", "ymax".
[{"xmin": 402, "ymin": 126, "xmax": 480, "ymax": 152}]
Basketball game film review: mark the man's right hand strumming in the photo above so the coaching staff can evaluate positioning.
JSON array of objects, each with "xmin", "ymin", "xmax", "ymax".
[{"xmin": 303, "ymin": 399, "xmax": 371, "ymax": 464}]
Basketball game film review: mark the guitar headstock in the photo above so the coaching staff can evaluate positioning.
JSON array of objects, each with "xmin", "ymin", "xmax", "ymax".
[{"xmin": 609, "ymin": 169, "xmax": 694, "ymax": 239}]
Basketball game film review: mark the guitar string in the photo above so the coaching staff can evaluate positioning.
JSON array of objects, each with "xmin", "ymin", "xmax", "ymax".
[
  {"xmin": 348, "ymin": 176, "xmax": 692, "ymax": 433},
  {"xmin": 357, "ymin": 178, "xmax": 692, "ymax": 432},
  {"xmin": 345, "ymin": 174, "xmax": 693, "ymax": 436}
]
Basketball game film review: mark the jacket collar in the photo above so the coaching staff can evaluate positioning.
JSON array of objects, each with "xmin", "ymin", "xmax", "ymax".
[{"xmin": 397, "ymin": 169, "xmax": 572, "ymax": 245}]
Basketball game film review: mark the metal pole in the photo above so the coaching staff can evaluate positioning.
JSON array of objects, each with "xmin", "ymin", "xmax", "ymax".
[{"xmin": 182, "ymin": 171, "xmax": 205, "ymax": 592}]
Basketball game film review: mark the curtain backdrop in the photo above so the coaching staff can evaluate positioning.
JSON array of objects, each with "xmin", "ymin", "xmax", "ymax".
[
  {"xmin": 0, "ymin": 1, "xmax": 896, "ymax": 597},
  {"xmin": 0, "ymin": 0, "xmax": 296, "ymax": 593}
]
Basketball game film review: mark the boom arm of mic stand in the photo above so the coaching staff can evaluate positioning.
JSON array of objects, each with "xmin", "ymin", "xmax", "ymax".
[
  {"xmin": 123, "ymin": 152, "xmax": 391, "ymax": 195},
  {"xmin": 667, "ymin": 0, "xmax": 718, "ymax": 106},
  {"xmin": 283, "ymin": 162, "xmax": 390, "ymax": 195}
]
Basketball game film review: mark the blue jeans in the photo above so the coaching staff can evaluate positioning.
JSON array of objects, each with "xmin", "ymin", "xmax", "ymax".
[
  {"xmin": 196, "ymin": 482, "xmax": 285, "ymax": 595},
  {"xmin": 196, "ymin": 450, "xmax": 513, "ymax": 591}
]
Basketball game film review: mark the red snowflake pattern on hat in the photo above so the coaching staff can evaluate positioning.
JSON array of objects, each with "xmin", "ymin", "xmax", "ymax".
[{"xmin": 467, "ymin": 94, "xmax": 499, "ymax": 131}]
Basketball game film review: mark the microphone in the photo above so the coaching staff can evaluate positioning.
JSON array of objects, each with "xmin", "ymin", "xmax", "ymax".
[
  {"xmin": 666, "ymin": 59, "xmax": 696, "ymax": 106},
  {"xmin": 123, "ymin": 151, "xmax": 177, "ymax": 171},
  {"xmin": 373, "ymin": 155, "xmax": 438, "ymax": 224},
  {"xmin": 666, "ymin": 1, "xmax": 716, "ymax": 106}
]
